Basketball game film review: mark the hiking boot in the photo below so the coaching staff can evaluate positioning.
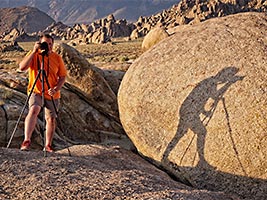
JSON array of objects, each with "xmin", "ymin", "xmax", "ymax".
[
  {"xmin": 44, "ymin": 145, "xmax": 54, "ymax": 153},
  {"xmin": 20, "ymin": 140, "xmax": 31, "ymax": 151}
]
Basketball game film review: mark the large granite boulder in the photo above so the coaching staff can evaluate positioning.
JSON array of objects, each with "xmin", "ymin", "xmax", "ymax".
[
  {"xmin": 53, "ymin": 42, "xmax": 119, "ymax": 122},
  {"xmin": 118, "ymin": 12, "xmax": 267, "ymax": 200},
  {"xmin": 0, "ymin": 72, "xmax": 29, "ymax": 148},
  {"xmin": 141, "ymin": 27, "xmax": 169, "ymax": 51}
]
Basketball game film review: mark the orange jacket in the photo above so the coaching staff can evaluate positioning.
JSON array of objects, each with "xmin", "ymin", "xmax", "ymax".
[{"xmin": 27, "ymin": 51, "xmax": 67, "ymax": 100}]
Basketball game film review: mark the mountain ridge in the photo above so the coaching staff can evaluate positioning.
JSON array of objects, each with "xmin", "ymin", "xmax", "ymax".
[
  {"xmin": 1, "ymin": 0, "xmax": 266, "ymax": 43},
  {"xmin": 0, "ymin": 0, "xmax": 179, "ymax": 25},
  {"xmin": 0, "ymin": 6, "xmax": 54, "ymax": 35}
]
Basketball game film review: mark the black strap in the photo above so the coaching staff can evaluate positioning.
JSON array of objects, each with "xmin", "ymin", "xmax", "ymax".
[
  {"xmin": 37, "ymin": 55, "xmax": 40, "ymax": 70},
  {"xmin": 37, "ymin": 54, "xmax": 50, "ymax": 79}
]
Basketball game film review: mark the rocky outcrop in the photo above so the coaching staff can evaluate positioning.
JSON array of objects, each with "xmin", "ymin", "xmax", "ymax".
[
  {"xmin": 63, "ymin": 14, "xmax": 134, "ymax": 44},
  {"xmin": 0, "ymin": 146, "xmax": 236, "ymax": 199},
  {"xmin": 2, "ymin": 14, "xmax": 133, "ymax": 44},
  {"xmin": 42, "ymin": 22, "xmax": 70, "ymax": 40},
  {"xmin": 1, "ymin": 1, "xmax": 266, "ymax": 43},
  {"xmin": 53, "ymin": 42, "xmax": 120, "ymax": 122},
  {"xmin": 2, "ymin": 28, "xmax": 37, "ymax": 42},
  {"xmin": 0, "ymin": 41, "xmax": 24, "ymax": 52},
  {"xmin": 178, "ymin": 0, "xmax": 267, "ymax": 25},
  {"xmin": 132, "ymin": 0, "xmax": 267, "ymax": 37},
  {"xmin": 141, "ymin": 27, "xmax": 169, "ymax": 51},
  {"xmin": 118, "ymin": 12, "xmax": 267, "ymax": 200}
]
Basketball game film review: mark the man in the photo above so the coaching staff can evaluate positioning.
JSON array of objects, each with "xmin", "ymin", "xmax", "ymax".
[{"xmin": 19, "ymin": 33, "xmax": 67, "ymax": 152}]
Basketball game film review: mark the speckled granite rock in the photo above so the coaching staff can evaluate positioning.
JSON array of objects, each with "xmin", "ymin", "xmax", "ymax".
[
  {"xmin": 54, "ymin": 42, "xmax": 119, "ymax": 122},
  {"xmin": 118, "ymin": 12, "xmax": 267, "ymax": 199},
  {"xmin": 141, "ymin": 27, "xmax": 169, "ymax": 51},
  {"xmin": 0, "ymin": 146, "xmax": 237, "ymax": 199}
]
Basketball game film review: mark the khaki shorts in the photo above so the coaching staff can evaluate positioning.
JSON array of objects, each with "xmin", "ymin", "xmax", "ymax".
[{"xmin": 29, "ymin": 93, "xmax": 59, "ymax": 118}]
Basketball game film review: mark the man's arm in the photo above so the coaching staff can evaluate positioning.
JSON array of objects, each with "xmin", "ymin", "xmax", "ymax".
[
  {"xmin": 19, "ymin": 42, "xmax": 40, "ymax": 71},
  {"xmin": 48, "ymin": 76, "xmax": 66, "ymax": 96},
  {"xmin": 54, "ymin": 76, "xmax": 66, "ymax": 92}
]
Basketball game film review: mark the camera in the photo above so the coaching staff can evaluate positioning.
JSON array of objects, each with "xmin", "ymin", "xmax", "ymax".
[{"xmin": 39, "ymin": 42, "xmax": 49, "ymax": 56}]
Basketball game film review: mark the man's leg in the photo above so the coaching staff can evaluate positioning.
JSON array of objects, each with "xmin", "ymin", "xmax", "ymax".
[
  {"xmin": 24, "ymin": 105, "xmax": 41, "ymax": 141},
  {"xmin": 44, "ymin": 98, "xmax": 59, "ymax": 151},
  {"xmin": 21, "ymin": 94, "xmax": 42, "ymax": 150},
  {"xmin": 45, "ymin": 116, "xmax": 56, "ymax": 147},
  {"xmin": 191, "ymin": 119, "xmax": 208, "ymax": 167}
]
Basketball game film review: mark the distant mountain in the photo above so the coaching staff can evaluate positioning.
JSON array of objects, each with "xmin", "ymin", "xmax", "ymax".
[
  {"xmin": 1, "ymin": 0, "xmax": 266, "ymax": 43},
  {"xmin": 0, "ymin": 6, "xmax": 54, "ymax": 35},
  {"xmin": 0, "ymin": 0, "xmax": 179, "ymax": 25}
]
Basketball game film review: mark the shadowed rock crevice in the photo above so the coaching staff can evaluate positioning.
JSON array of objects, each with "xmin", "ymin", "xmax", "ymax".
[{"xmin": 0, "ymin": 104, "xmax": 8, "ymax": 144}]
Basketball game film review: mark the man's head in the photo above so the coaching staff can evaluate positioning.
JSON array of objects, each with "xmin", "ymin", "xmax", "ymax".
[
  {"xmin": 39, "ymin": 33, "xmax": 54, "ymax": 53},
  {"xmin": 214, "ymin": 67, "xmax": 239, "ymax": 83}
]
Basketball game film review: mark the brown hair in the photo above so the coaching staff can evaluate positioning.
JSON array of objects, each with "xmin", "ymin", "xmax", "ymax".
[{"xmin": 39, "ymin": 33, "xmax": 54, "ymax": 43}]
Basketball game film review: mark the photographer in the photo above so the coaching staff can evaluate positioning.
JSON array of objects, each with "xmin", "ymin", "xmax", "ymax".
[{"xmin": 19, "ymin": 33, "xmax": 67, "ymax": 152}]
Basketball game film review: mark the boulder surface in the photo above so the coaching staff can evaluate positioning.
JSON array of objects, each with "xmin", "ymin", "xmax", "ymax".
[
  {"xmin": 54, "ymin": 42, "xmax": 120, "ymax": 123},
  {"xmin": 141, "ymin": 27, "xmax": 169, "ymax": 51},
  {"xmin": 0, "ymin": 145, "xmax": 236, "ymax": 199},
  {"xmin": 118, "ymin": 12, "xmax": 267, "ymax": 199}
]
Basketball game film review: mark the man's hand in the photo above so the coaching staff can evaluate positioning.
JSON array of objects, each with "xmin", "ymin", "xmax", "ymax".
[
  {"xmin": 48, "ymin": 87, "xmax": 57, "ymax": 96},
  {"xmin": 33, "ymin": 42, "xmax": 41, "ymax": 53}
]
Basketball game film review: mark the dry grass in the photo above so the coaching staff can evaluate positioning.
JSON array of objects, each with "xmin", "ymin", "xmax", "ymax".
[
  {"xmin": 75, "ymin": 38, "xmax": 143, "ymax": 63},
  {"xmin": 0, "ymin": 38, "xmax": 144, "ymax": 72},
  {"xmin": 0, "ymin": 52, "xmax": 22, "ymax": 71}
]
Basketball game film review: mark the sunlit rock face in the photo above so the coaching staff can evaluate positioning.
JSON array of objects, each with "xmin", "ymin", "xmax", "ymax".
[{"xmin": 118, "ymin": 12, "xmax": 267, "ymax": 200}]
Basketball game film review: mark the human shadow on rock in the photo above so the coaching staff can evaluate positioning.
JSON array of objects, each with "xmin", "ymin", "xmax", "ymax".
[
  {"xmin": 159, "ymin": 67, "xmax": 267, "ymax": 199},
  {"xmin": 162, "ymin": 67, "xmax": 244, "ymax": 167}
]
